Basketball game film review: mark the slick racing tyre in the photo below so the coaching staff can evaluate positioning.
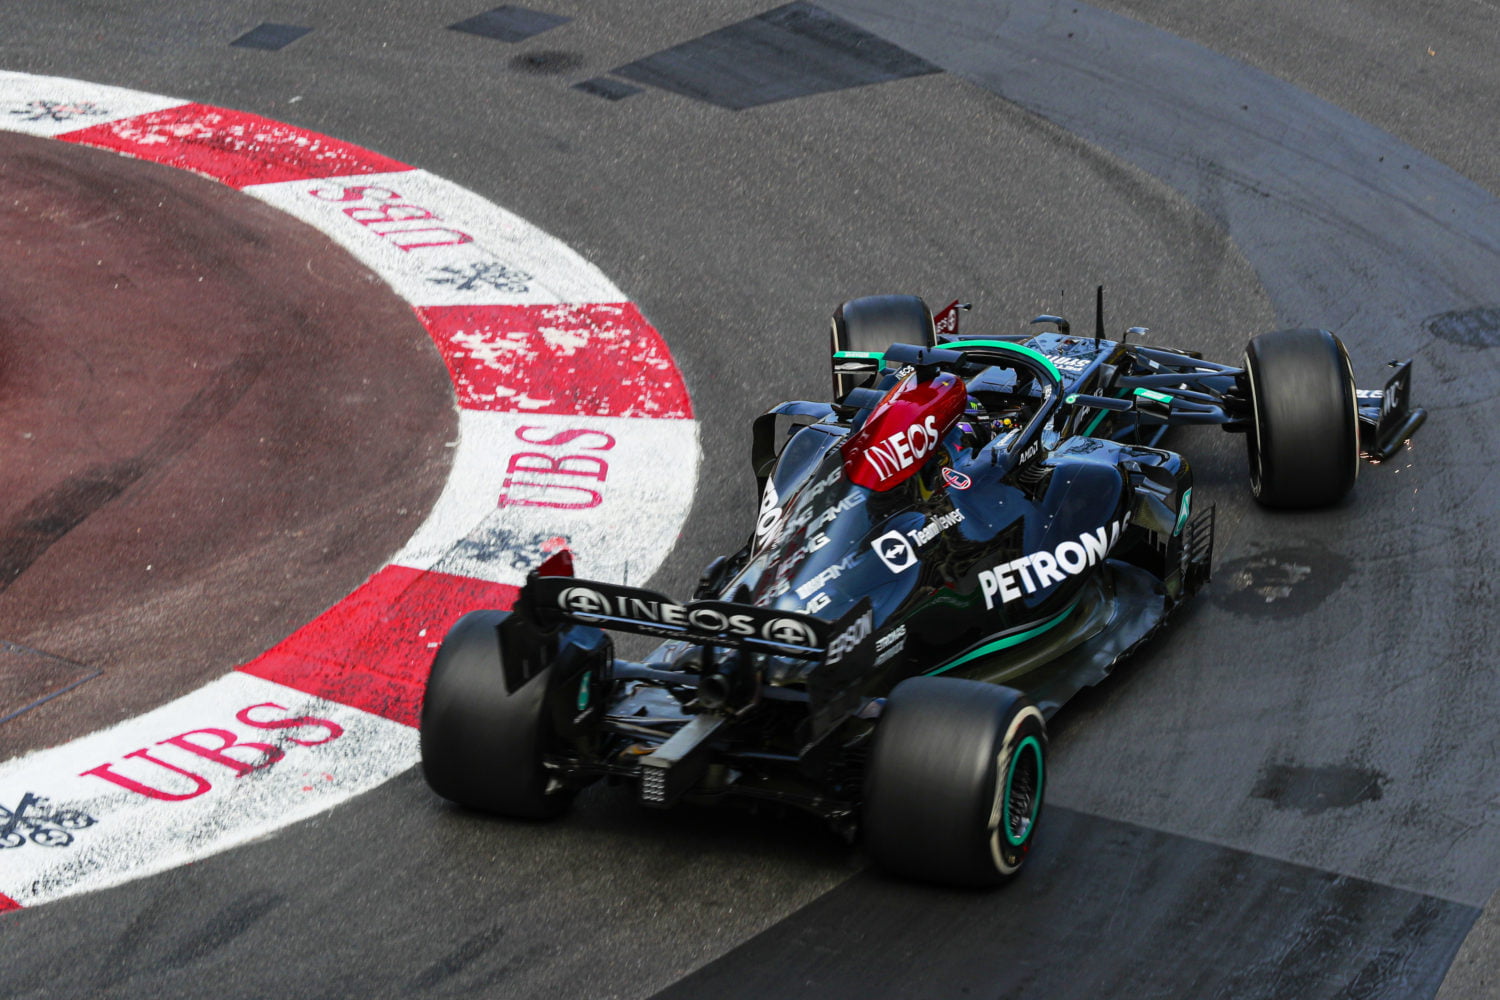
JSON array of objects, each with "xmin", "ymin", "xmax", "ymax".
[
  {"xmin": 420, "ymin": 610, "xmax": 574, "ymax": 819},
  {"xmin": 863, "ymin": 676, "xmax": 1046, "ymax": 887},
  {"xmin": 831, "ymin": 294, "xmax": 935, "ymax": 400},
  {"xmin": 1243, "ymin": 328, "xmax": 1360, "ymax": 508}
]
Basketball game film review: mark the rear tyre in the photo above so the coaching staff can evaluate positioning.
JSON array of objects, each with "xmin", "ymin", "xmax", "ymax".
[
  {"xmin": 1243, "ymin": 328, "xmax": 1359, "ymax": 508},
  {"xmin": 831, "ymin": 294, "xmax": 934, "ymax": 399},
  {"xmin": 420, "ymin": 610, "xmax": 573, "ymax": 819},
  {"xmin": 863, "ymin": 676, "xmax": 1046, "ymax": 887}
]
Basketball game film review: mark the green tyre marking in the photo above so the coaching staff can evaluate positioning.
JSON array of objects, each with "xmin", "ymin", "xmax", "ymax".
[{"xmin": 1003, "ymin": 734, "xmax": 1044, "ymax": 847}]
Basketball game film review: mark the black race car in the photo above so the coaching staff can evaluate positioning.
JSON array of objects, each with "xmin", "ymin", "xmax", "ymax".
[{"xmin": 419, "ymin": 293, "xmax": 1424, "ymax": 886}]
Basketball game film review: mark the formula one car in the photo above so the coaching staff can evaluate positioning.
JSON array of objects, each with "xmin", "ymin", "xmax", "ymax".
[{"xmin": 419, "ymin": 293, "xmax": 1424, "ymax": 886}]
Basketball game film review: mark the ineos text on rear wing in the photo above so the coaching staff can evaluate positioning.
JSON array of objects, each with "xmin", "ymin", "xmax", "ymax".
[{"xmin": 524, "ymin": 575, "xmax": 872, "ymax": 669}]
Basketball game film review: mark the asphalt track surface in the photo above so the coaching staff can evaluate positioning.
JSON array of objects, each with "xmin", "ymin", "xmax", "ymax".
[{"xmin": 2, "ymin": 2, "xmax": 1498, "ymax": 998}]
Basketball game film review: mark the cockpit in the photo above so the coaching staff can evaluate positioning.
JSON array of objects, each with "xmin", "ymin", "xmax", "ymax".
[{"xmin": 933, "ymin": 341, "xmax": 1063, "ymax": 466}]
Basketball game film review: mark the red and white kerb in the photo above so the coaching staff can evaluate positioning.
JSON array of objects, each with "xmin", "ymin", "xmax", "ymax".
[{"xmin": 0, "ymin": 71, "xmax": 699, "ymax": 909}]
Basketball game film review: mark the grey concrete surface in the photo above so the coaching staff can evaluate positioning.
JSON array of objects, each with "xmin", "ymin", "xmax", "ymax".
[{"xmin": 1440, "ymin": 885, "xmax": 1500, "ymax": 1000}]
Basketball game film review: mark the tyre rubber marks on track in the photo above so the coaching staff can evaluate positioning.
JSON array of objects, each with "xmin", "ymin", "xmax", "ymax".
[
  {"xmin": 3, "ymin": 676, "xmax": 417, "ymax": 905},
  {"xmin": 603, "ymin": 2, "xmax": 941, "ymax": 110},
  {"xmin": 0, "ymin": 70, "xmax": 698, "ymax": 909}
]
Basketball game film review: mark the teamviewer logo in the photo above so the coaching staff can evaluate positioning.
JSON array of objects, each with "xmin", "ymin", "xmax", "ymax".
[{"xmin": 872, "ymin": 530, "xmax": 917, "ymax": 573}]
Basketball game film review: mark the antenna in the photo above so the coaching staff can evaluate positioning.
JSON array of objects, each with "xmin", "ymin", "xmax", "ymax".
[{"xmin": 1093, "ymin": 285, "xmax": 1104, "ymax": 348}]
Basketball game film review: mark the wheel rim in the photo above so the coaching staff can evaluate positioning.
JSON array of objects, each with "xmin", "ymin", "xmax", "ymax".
[
  {"xmin": 1243, "ymin": 352, "xmax": 1265, "ymax": 497},
  {"xmin": 987, "ymin": 728, "xmax": 1045, "ymax": 875},
  {"xmin": 1001, "ymin": 734, "xmax": 1044, "ymax": 847}
]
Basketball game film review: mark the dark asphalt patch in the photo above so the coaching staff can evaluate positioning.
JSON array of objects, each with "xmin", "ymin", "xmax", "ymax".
[
  {"xmin": 573, "ymin": 77, "xmax": 642, "ymax": 101},
  {"xmin": 1423, "ymin": 306, "xmax": 1500, "ymax": 349},
  {"xmin": 1253, "ymin": 761, "xmax": 1386, "ymax": 815},
  {"xmin": 1210, "ymin": 544, "xmax": 1353, "ymax": 618},
  {"xmin": 448, "ymin": 6, "xmax": 570, "ymax": 43},
  {"xmin": 652, "ymin": 806, "xmax": 1473, "ymax": 1000},
  {"xmin": 609, "ymin": 2, "xmax": 941, "ymax": 110},
  {"xmin": 509, "ymin": 50, "xmax": 585, "ymax": 75},
  {"xmin": 229, "ymin": 24, "xmax": 312, "ymax": 51},
  {"xmin": 0, "ymin": 643, "xmax": 98, "ymax": 725}
]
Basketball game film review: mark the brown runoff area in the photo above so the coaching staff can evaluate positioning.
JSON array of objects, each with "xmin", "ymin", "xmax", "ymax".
[{"xmin": 0, "ymin": 131, "xmax": 456, "ymax": 759}]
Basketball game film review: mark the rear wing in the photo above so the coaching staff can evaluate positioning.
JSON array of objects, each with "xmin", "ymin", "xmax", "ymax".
[
  {"xmin": 520, "ymin": 574, "xmax": 876, "ymax": 746},
  {"xmin": 525, "ymin": 575, "xmax": 871, "ymax": 659}
]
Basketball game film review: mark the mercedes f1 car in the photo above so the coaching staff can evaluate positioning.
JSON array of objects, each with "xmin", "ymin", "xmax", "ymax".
[{"xmin": 419, "ymin": 293, "xmax": 1425, "ymax": 886}]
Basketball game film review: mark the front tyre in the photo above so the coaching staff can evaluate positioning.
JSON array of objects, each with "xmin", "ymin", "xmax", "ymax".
[
  {"xmin": 419, "ymin": 610, "xmax": 573, "ymax": 819},
  {"xmin": 1243, "ymin": 328, "xmax": 1359, "ymax": 508},
  {"xmin": 863, "ymin": 677, "xmax": 1046, "ymax": 887}
]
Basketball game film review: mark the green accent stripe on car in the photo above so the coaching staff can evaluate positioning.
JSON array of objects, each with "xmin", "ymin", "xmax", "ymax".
[
  {"xmin": 1174, "ymin": 487, "xmax": 1193, "ymax": 536},
  {"xmin": 946, "ymin": 339, "xmax": 1064, "ymax": 383},
  {"xmin": 832, "ymin": 350, "xmax": 884, "ymax": 360},
  {"xmin": 925, "ymin": 598, "xmax": 1080, "ymax": 676},
  {"xmin": 1133, "ymin": 387, "xmax": 1173, "ymax": 404}
]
